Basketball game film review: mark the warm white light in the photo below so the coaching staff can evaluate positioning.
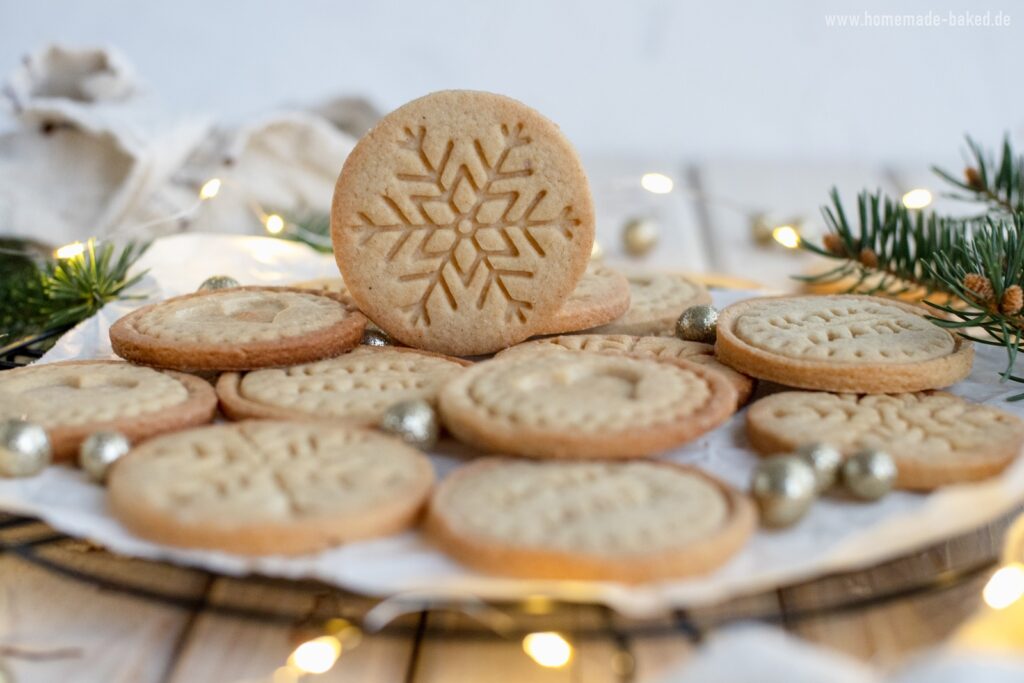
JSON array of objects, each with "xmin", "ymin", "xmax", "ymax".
[
  {"xmin": 265, "ymin": 214, "xmax": 285, "ymax": 235},
  {"xmin": 289, "ymin": 636, "xmax": 341, "ymax": 675},
  {"xmin": 640, "ymin": 172, "xmax": 674, "ymax": 194},
  {"xmin": 54, "ymin": 241, "xmax": 86, "ymax": 259},
  {"xmin": 901, "ymin": 188, "xmax": 933, "ymax": 210},
  {"xmin": 522, "ymin": 632, "xmax": 572, "ymax": 668},
  {"xmin": 983, "ymin": 563, "xmax": 1024, "ymax": 610},
  {"xmin": 199, "ymin": 178, "xmax": 222, "ymax": 200},
  {"xmin": 772, "ymin": 225, "xmax": 801, "ymax": 249}
]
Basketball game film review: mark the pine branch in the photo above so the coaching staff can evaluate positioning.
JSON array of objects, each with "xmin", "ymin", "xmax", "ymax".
[{"xmin": 932, "ymin": 135, "xmax": 1024, "ymax": 214}]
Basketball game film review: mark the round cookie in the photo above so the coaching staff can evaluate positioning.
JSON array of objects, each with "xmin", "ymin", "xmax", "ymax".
[
  {"xmin": 426, "ymin": 458, "xmax": 755, "ymax": 582},
  {"xmin": 110, "ymin": 286, "xmax": 367, "ymax": 371},
  {"xmin": 217, "ymin": 346, "xmax": 470, "ymax": 425},
  {"xmin": 715, "ymin": 295, "xmax": 973, "ymax": 393},
  {"xmin": 291, "ymin": 276, "xmax": 356, "ymax": 307},
  {"xmin": 589, "ymin": 271, "xmax": 711, "ymax": 336},
  {"xmin": 108, "ymin": 421, "xmax": 434, "ymax": 555},
  {"xmin": 497, "ymin": 334, "xmax": 754, "ymax": 405},
  {"xmin": 747, "ymin": 391, "xmax": 1024, "ymax": 490},
  {"xmin": 0, "ymin": 360, "xmax": 217, "ymax": 461},
  {"xmin": 438, "ymin": 351, "xmax": 737, "ymax": 459},
  {"xmin": 533, "ymin": 264, "xmax": 631, "ymax": 336},
  {"xmin": 331, "ymin": 90, "xmax": 595, "ymax": 356}
]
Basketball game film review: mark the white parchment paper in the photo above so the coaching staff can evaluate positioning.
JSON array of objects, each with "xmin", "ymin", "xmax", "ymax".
[{"xmin": 1, "ymin": 233, "xmax": 1022, "ymax": 617}]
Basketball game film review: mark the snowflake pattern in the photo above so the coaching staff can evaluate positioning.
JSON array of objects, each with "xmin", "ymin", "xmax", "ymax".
[{"xmin": 353, "ymin": 123, "xmax": 581, "ymax": 326}]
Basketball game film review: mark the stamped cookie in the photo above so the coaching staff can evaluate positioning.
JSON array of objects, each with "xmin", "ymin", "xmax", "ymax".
[
  {"xmin": 715, "ymin": 295, "xmax": 973, "ymax": 393},
  {"xmin": 331, "ymin": 90, "xmax": 595, "ymax": 356},
  {"xmin": 0, "ymin": 360, "xmax": 216, "ymax": 460},
  {"xmin": 108, "ymin": 421, "xmax": 434, "ymax": 555},
  {"xmin": 747, "ymin": 391, "xmax": 1024, "ymax": 490},
  {"xmin": 291, "ymin": 276, "xmax": 356, "ymax": 307},
  {"xmin": 110, "ymin": 286, "xmax": 367, "ymax": 371},
  {"xmin": 533, "ymin": 264, "xmax": 631, "ymax": 336},
  {"xmin": 589, "ymin": 271, "xmax": 711, "ymax": 336},
  {"xmin": 497, "ymin": 334, "xmax": 754, "ymax": 405},
  {"xmin": 439, "ymin": 351, "xmax": 737, "ymax": 458},
  {"xmin": 217, "ymin": 346, "xmax": 470, "ymax": 425},
  {"xmin": 426, "ymin": 458, "xmax": 755, "ymax": 581}
]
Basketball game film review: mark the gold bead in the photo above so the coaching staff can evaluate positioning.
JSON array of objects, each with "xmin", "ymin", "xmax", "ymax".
[
  {"xmin": 751, "ymin": 455, "xmax": 817, "ymax": 528},
  {"xmin": 622, "ymin": 218, "xmax": 658, "ymax": 257}
]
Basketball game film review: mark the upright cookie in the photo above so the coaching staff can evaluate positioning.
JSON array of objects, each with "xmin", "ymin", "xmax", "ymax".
[
  {"xmin": 439, "ymin": 351, "xmax": 737, "ymax": 458},
  {"xmin": 110, "ymin": 286, "xmax": 366, "ymax": 371},
  {"xmin": 533, "ymin": 264, "xmax": 631, "ymax": 336},
  {"xmin": 498, "ymin": 334, "xmax": 754, "ymax": 405},
  {"xmin": 715, "ymin": 295, "xmax": 973, "ymax": 393},
  {"xmin": 589, "ymin": 271, "xmax": 711, "ymax": 335},
  {"xmin": 108, "ymin": 421, "xmax": 434, "ymax": 555},
  {"xmin": 747, "ymin": 391, "xmax": 1024, "ymax": 490},
  {"xmin": 426, "ymin": 458, "xmax": 755, "ymax": 582},
  {"xmin": 217, "ymin": 347, "xmax": 470, "ymax": 425},
  {"xmin": 0, "ymin": 360, "xmax": 216, "ymax": 460},
  {"xmin": 331, "ymin": 90, "xmax": 595, "ymax": 355}
]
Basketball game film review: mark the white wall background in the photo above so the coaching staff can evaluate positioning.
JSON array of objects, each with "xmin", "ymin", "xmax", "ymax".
[{"xmin": 1, "ymin": 0, "xmax": 1021, "ymax": 164}]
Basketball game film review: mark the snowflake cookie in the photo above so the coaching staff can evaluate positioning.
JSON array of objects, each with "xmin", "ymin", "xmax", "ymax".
[{"xmin": 331, "ymin": 90, "xmax": 594, "ymax": 356}]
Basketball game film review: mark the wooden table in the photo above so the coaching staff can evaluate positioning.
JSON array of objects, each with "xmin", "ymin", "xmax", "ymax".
[{"xmin": 0, "ymin": 509, "xmax": 1012, "ymax": 683}]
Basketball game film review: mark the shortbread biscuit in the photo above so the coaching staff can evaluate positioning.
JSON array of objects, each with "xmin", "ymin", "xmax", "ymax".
[
  {"xmin": 331, "ymin": 90, "xmax": 595, "ymax": 356},
  {"xmin": 291, "ymin": 276, "xmax": 356, "ymax": 307},
  {"xmin": 109, "ymin": 421, "xmax": 434, "ymax": 555},
  {"xmin": 533, "ymin": 264, "xmax": 631, "ymax": 335},
  {"xmin": 747, "ymin": 391, "xmax": 1024, "ymax": 490},
  {"xmin": 426, "ymin": 458, "xmax": 755, "ymax": 582},
  {"xmin": 439, "ymin": 352, "xmax": 737, "ymax": 458},
  {"xmin": 0, "ymin": 360, "xmax": 216, "ymax": 461},
  {"xmin": 497, "ymin": 334, "xmax": 754, "ymax": 405},
  {"xmin": 589, "ymin": 271, "xmax": 711, "ymax": 335},
  {"xmin": 715, "ymin": 295, "xmax": 973, "ymax": 393},
  {"xmin": 217, "ymin": 347, "xmax": 470, "ymax": 425},
  {"xmin": 110, "ymin": 286, "xmax": 367, "ymax": 371}
]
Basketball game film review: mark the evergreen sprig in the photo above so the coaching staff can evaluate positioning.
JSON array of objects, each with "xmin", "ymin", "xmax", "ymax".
[
  {"xmin": 932, "ymin": 135, "xmax": 1024, "ymax": 215},
  {"xmin": 0, "ymin": 239, "xmax": 149, "ymax": 349}
]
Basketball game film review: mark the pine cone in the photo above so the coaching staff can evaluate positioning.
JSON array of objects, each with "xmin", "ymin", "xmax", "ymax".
[
  {"xmin": 964, "ymin": 273, "xmax": 994, "ymax": 302},
  {"xmin": 822, "ymin": 233, "xmax": 845, "ymax": 256},
  {"xmin": 964, "ymin": 167, "xmax": 984, "ymax": 190},
  {"xmin": 858, "ymin": 248, "xmax": 878, "ymax": 268},
  {"xmin": 1001, "ymin": 285, "xmax": 1023, "ymax": 315}
]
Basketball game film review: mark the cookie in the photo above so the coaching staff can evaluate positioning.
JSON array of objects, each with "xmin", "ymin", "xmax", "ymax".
[
  {"xmin": 0, "ymin": 360, "xmax": 216, "ymax": 461},
  {"xmin": 108, "ymin": 421, "xmax": 434, "ymax": 555},
  {"xmin": 110, "ymin": 286, "xmax": 367, "ymax": 371},
  {"xmin": 533, "ymin": 264, "xmax": 631, "ymax": 335},
  {"xmin": 217, "ymin": 346, "xmax": 470, "ymax": 425},
  {"xmin": 425, "ymin": 458, "xmax": 755, "ymax": 582},
  {"xmin": 331, "ymin": 90, "xmax": 595, "ymax": 356},
  {"xmin": 291, "ymin": 276, "xmax": 357, "ymax": 307},
  {"xmin": 589, "ymin": 271, "xmax": 711, "ymax": 335},
  {"xmin": 438, "ymin": 351, "xmax": 737, "ymax": 458},
  {"xmin": 747, "ymin": 391, "xmax": 1024, "ymax": 490},
  {"xmin": 715, "ymin": 295, "xmax": 973, "ymax": 393},
  {"xmin": 497, "ymin": 334, "xmax": 754, "ymax": 405}
]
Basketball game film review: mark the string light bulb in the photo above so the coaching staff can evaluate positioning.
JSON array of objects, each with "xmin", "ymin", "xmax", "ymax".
[
  {"xmin": 54, "ymin": 241, "xmax": 86, "ymax": 259},
  {"xmin": 771, "ymin": 224, "xmax": 801, "ymax": 249},
  {"xmin": 265, "ymin": 213, "xmax": 285, "ymax": 235},
  {"xmin": 901, "ymin": 188, "xmax": 933, "ymax": 210},
  {"xmin": 640, "ymin": 172, "xmax": 674, "ymax": 194},
  {"xmin": 288, "ymin": 635, "xmax": 341, "ymax": 675},
  {"xmin": 983, "ymin": 562, "xmax": 1024, "ymax": 610},
  {"xmin": 199, "ymin": 178, "xmax": 222, "ymax": 200},
  {"xmin": 522, "ymin": 632, "xmax": 573, "ymax": 668}
]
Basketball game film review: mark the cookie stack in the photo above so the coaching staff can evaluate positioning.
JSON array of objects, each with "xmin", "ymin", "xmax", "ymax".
[{"xmin": 4, "ymin": 90, "xmax": 1020, "ymax": 588}]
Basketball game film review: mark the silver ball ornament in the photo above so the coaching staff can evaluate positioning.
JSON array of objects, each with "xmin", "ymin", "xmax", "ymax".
[
  {"xmin": 361, "ymin": 327, "xmax": 393, "ymax": 347},
  {"xmin": 198, "ymin": 275, "xmax": 240, "ymax": 291},
  {"xmin": 0, "ymin": 419, "xmax": 52, "ymax": 477},
  {"xmin": 796, "ymin": 442, "xmax": 843, "ymax": 493},
  {"xmin": 841, "ymin": 448, "xmax": 897, "ymax": 500},
  {"xmin": 79, "ymin": 431, "xmax": 131, "ymax": 483},
  {"xmin": 379, "ymin": 399, "xmax": 439, "ymax": 450},
  {"xmin": 675, "ymin": 304, "xmax": 719, "ymax": 344},
  {"xmin": 751, "ymin": 455, "xmax": 817, "ymax": 528},
  {"xmin": 622, "ymin": 217, "xmax": 659, "ymax": 257}
]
